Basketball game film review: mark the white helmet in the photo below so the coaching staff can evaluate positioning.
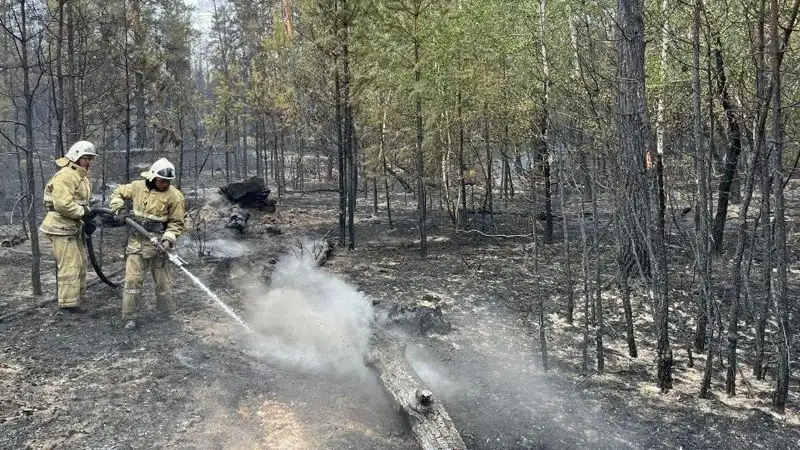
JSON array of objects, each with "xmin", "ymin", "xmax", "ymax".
[
  {"xmin": 65, "ymin": 140, "xmax": 97, "ymax": 162},
  {"xmin": 141, "ymin": 157, "xmax": 176, "ymax": 181}
]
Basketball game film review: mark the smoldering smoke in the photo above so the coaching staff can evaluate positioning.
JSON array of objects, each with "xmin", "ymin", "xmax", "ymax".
[{"xmin": 245, "ymin": 243, "xmax": 374, "ymax": 377}]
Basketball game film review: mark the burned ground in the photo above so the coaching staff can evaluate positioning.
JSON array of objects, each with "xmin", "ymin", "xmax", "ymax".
[{"xmin": 1, "ymin": 189, "xmax": 799, "ymax": 449}]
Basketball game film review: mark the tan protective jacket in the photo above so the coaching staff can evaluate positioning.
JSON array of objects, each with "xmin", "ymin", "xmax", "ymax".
[
  {"xmin": 109, "ymin": 180, "xmax": 185, "ymax": 245},
  {"xmin": 39, "ymin": 158, "xmax": 92, "ymax": 236}
]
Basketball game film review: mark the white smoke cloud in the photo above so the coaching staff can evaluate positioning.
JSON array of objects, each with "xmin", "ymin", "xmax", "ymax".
[{"xmin": 244, "ymin": 242, "xmax": 374, "ymax": 378}]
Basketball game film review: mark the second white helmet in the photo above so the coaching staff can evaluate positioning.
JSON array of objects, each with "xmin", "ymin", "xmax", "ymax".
[
  {"xmin": 141, "ymin": 157, "xmax": 176, "ymax": 181},
  {"xmin": 65, "ymin": 140, "xmax": 98, "ymax": 162}
]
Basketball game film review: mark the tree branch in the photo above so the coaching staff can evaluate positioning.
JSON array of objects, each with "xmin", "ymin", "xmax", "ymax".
[{"xmin": 0, "ymin": 128, "xmax": 29, "ymax": 152}]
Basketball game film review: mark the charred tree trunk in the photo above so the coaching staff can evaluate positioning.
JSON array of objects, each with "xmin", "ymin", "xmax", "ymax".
[
  {"xmin": 558, "ymin": 160, "xmax": 574, "ymax": 325},
  {"xmin": 366, "ymin": 338, "xmax": 466, "ymax": 449},
  {"xmin": 65, "ymin": 0, "xmax": 78, "ymax": 144},
  {"xmin": 132, "ymin": 0, "xmax": 147, "ymax": 148},
  {"xmin": 652, "ymin": 149, "xmax": 672, "ymax": 393},
  {"xmin": 592, "ymin": 177, "xmax": 604, "ymax": 373},
  {"xmin": 710, "ymin": 42, "xmax": 743, "ymax": 252},
  {"xmin": 579, "ymin": 189, "xmax": 592, "ymax": 373},
  {"xmin": 769, "ymin": 0, "xmax": 790, "ymax": 413},
  {"xmin": 457, "ymin": 90, "xmax": 467, "ymax": 230},
  {"xmin": 342, "ymin": 17, "xmax": 356, "ymax": 250},
  {"xmin": 122, "ymin": 0, "xmax": 133, "ymax": 182},
  {"xmin": 335, "ymin": 67, "xmax": 346, "ymax": 246},
  {"xmin": 618, "ymin": 0, "xmax": 668, "ymax": 389},
  {"xmin": 693, "ymin": 0, "xmax": 716, "ymax": 400},
  {"xmin": 255, "ymin": 119, "xmax": 263, "ymax": 183},
  {"xmin": 482, "ymin": 104, "xmax": 492, "ymax": 222},
  {"xmin": 616, "ymin": 0, "xmax": 652, "ymax": 283},
  {"xmin": 529, "ymin": 173, "xmax": 549, "ymax": 371},
  {"xmin": 619, "ymin": 248, "xmax": 637, "ymax": 358},
  {"xmin": 414, "ymin": 14, "xmax": 426, "ymax": 257},
  {"xmin": 725, "ymin": 147, "xmax": 759, "ymax": 396},
  {"xmin": 754, "ymin": 151, "xmax": 772, "ymax": 380},
  {"xmin": 347, "ymin": 110, "xmax": 357, "ymax": 250},
  {"xmin": 538, "ymin": 0, "xmax": 553, "ymax": 244},
  {"xmin": 19, "ymin": 0, "xmax": 42, "ymax": 296},
  {"xmin": 177, "ymin": 114, "xmax": 185, "ymax": 190},
  {"xmin": 279, "ymin": 130, "xmax": 287, "ymax": 198},
  {"xmin": 580, "ymin": 151, "xmax": 592, "ymax": 203},
  {"xmin": 379, "ymin": 106, "xmax": 393, "ymax": 229},
  {"xmin": 53, "ymin": 0, "xmax": 65, "ymax": 157},
  {"xmin": 694, "ymin": 306, "xmax": 707, "ymax": 353},
  {"xmin": 241, "ymin": 120, "xmax": 249, "ymax": 179}
]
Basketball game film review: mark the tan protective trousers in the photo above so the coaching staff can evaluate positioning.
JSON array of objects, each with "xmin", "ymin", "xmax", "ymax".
[
  {"xmin": 46, "ymin": 234, "xmax": 87, "ymax": 308},
  {"xmin": 122, "ymin": 251, "xmax": 173, "ymax": 319}
]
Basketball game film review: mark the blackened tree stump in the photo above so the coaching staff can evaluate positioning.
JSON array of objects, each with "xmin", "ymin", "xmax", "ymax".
[{"xmin": 219, "ymin": 177, "xmax": 276, "ymax": 212}]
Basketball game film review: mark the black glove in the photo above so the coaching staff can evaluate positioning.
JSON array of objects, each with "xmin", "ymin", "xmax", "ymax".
[
  {"xmin": 160, "ymin": 239, "xmax": 175, "ymax": 251},
  {"xmin": 84, "ymin": 219, "xmax": 97, "ymax": 236},
  {"xmin": 113, "ymin": 211, "xmax": 127, "ymax": 225},
  {"xmin": 83, "ymin": 205, "xmax": 95, "ymax": 219}
]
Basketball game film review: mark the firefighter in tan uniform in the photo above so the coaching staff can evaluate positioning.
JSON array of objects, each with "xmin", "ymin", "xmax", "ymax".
[
  {"xmin": 109, "ymin": 158, "xmax": 185, "ymax": 330},
  {"xmin": 39, "ymin": 141, "xmax": 98, "ymax": 311}
]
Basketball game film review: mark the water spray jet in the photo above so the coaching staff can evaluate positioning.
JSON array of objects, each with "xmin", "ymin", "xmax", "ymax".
[{"xmin": 174, "ymin": 263, "xmax": 252, "ymax": 333}]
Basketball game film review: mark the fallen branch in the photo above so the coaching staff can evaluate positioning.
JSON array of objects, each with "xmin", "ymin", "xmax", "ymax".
[
  {"xmin": 0, "ymin": 298, "xmax": 52, "ymax": 323},
  {"xmin": 573, "ymin": 370, "xmax": 597, "ymax": 393},
  {"xmin": 737, "ymin": 363, "xmax": 754, "ymax": 395},
  {"xmin": 292, "ymin": 188, "xmax": 339, "ymax": 194},
  {"xmin": 459, "ymin": 229, "xmax": 533, "ymax": 239}
]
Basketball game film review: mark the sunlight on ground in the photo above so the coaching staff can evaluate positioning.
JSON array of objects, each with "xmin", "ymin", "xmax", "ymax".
[{"xmin": 255, "ymin": 400, "xmax": 311, "ymax": 450}]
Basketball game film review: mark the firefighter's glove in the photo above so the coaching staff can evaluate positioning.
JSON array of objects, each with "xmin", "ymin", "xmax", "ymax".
[
  {"xmin": 83, "ymin": 219, "xmax": 97, "ymax": 236},
  {"xmin": 113, "ymin": 211, "xmax": 127, "ymax": 225},
  {"xmin": 161, "ymin": 239, "xmax": 175, "ymax": 251},
  {"xmin": 82, "ymin": 205, "xmax": 95, "ymax": 220}
]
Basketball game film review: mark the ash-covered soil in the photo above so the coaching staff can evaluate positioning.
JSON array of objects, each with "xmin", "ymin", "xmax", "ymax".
[{"xmin": 1, "ymin": 190, "xmax": 799, "ymax": 449}]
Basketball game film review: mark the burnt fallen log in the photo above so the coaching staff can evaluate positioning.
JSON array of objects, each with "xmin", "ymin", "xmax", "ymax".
[
  {"xmin": 225, "ymin": 207, "xmax": 250, "ymax": 233},
  {"xmin": 219, "ymin": 177, "xmax": 276, "ymax": 212},
  {"xmin": 0, "ymin": 234, "xmax": 26, "ymax": 248},
  {"xmin": 366, "ymin": 336, "xmax": 465, "ymax": 450},
  {"xmin": 386, "ymin": 295, "xmax": 453, "ymax": 335}
]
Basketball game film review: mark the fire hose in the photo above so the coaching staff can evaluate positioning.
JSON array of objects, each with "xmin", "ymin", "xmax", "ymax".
[{"xmin": 84, "ymin": 230, "xmax": 121, "ymax": 288}]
